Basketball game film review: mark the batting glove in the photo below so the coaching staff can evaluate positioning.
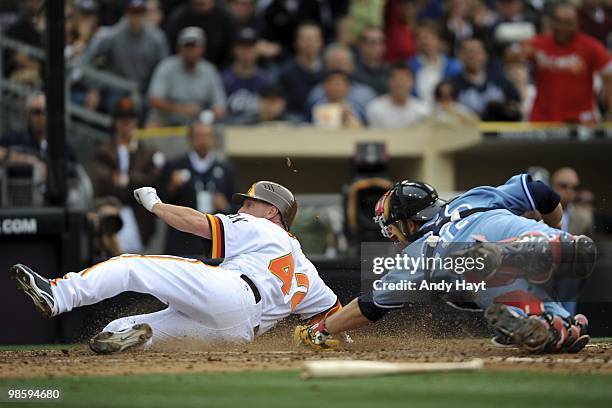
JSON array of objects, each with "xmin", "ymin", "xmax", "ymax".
[
  {"xmin": 294, "ymin": 321, "xmax": 339, "ymax": 350},
  {"xmin": 134, "ymin": 187, "xmax": 162, "ymax": 212}
]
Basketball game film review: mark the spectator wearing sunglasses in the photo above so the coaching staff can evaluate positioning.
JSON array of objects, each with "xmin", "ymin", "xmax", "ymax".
[
  {"xmin": 0, "ymin": 93, "xmax": 76, "ymax": 172},
  {"xmin": 551, "ymin": 167, "xmax": 585, "ymax": 234}
]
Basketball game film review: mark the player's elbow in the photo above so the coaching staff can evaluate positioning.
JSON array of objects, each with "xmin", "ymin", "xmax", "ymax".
[
  {"xmin": 542, "ymin": 203, "xmax": 563, "ymax": 229},
  {"xmin": 528, "ymin": 181, "xmax": 560, "ymax": 214}
]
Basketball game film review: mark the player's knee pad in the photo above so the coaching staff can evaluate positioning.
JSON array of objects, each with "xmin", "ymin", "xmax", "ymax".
[
  {"xmin": 492, "ymin": 232, "xmax": 595, "ymax": 284},
  {"xmin": 451, "ymin": 232, "xmax": 557, "ymax": 285},
  {"xmin": 555, "ymin": 234, "xmax": 597, "ymax": 280},
  {"xmin": 502, "ymin": 231, "xmax": 559, "ymax": 284},
  {"xmin": 491, "ymin": 231, "xmax": 556, "ymax": 284},
  {"xmin": 357, "ymin": 294, "xmax": 391, "ymax": 322}
]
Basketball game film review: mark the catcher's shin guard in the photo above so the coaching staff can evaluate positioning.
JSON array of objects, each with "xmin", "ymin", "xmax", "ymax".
[
  {"xmin": 555, "ymin": 234, "xmax": 596, "ymax": 280},
  {"xmin": 460, "ymin": 232, "xmax": 596, "ymax": 286}
]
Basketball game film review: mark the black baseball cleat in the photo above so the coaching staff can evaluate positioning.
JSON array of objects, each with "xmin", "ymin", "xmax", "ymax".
[
  {"xmin": 9, "ymin": 264, "xmax": 55, "ymax": 318},
  {"xmin": 485, "ymin": 303, "xmax": 551, "ymax": 353},
  {"xmin": 89, "ymin": 324, "xmax": 153, "ymax": 354}
]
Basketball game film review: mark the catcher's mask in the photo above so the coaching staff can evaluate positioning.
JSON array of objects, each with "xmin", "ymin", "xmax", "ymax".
[{"xmin": 373, "ymin": 181, "xmax": 445, "ymax": 243}]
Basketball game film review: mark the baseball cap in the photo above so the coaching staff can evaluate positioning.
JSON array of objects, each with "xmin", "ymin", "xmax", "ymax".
[
  {"xmin": 177, "ymin": 27, "xmax": 206, "ymax": 47},
  {"xmin": 112, "ymin": 97, "xmax": 138, "ymax": 118},
  {"xmin": 234, "ymin": 27, "xmax": 258, "ymax": 46},
  {"xmin": 75, "ymin": 0, "xmax": 98, "ymax": 14},
  {"xmin": 126, "ymin": 0, "xmax": 147, "ymax": 13}
]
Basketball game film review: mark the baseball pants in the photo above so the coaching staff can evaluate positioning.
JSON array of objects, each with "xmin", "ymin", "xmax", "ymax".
[{"xmin": 50, "ymin": 254, "xmax": 262, "ymax": 346}]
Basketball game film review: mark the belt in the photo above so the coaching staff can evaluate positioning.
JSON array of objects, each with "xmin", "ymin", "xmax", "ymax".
[{"xmin": 240, "ymin": 274, "xmax": 261, "ymax": 303}]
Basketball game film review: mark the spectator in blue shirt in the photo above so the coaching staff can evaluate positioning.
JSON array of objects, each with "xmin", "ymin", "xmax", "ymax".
[
  {"xmin": 221, "ymin": 28, "xmax": 271, "ymax": 124},
  {"xmin": 451, "ymin": 38, "xmax": 521, "ymax": 121},
  {"xmin": 276, "ymin": 22, "xmax": 325, "ymax": 121},
  {"xmin": 408, "ymin": 21, "xmax": 462, "ymax": 106}
]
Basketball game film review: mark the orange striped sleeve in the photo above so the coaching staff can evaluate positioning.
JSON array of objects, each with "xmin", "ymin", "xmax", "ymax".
[
  {"xmin": 307, "ymin": 298, "xmax": 343, "ymax": 325},
  {"xmin": 205, "ymin": 214, "xmax": 225, "ymax": 258}
]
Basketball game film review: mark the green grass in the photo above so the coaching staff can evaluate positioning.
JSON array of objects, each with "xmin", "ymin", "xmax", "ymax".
[{"xmin": 1, "ymin": 370, "xmax": 611, "ymax": 408}]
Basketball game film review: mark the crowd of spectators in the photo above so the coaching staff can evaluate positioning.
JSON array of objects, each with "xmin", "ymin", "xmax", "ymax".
[
  {"xmin": 0, "ymin": 87, "xmax": 237, "ymax": 256},
  {"xmin": 2, "ymin": 0, "xmax": 610, "ymax": 128}
]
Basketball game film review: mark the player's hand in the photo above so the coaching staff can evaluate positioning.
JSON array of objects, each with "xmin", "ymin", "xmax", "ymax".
[
  {"xmin": 133, "ymin": 187, "xmax": 162, "ymax": 212},
  {"xmin": 294, "ymin": 323, "xmax": 339, "ymax": 351}
]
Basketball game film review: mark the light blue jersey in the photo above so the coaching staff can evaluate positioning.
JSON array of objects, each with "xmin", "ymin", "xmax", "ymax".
[{"xmin": 373, "ymin": 174, "xmax": 570, "ymax": 318}]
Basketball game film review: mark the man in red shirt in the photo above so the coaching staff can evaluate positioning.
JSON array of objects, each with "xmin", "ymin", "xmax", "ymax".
[
  {"xmin": 383, "ymin": 0, "xmax": 417, "ymax": 63},
  {"xmin": 524, "ymin": 2, "xmax": 612, "ymax": 123}
]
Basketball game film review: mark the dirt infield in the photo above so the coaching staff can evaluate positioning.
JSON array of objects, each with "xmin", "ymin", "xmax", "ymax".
[{"xmin": 2, "ymin": 328, "xmax": 611, "ymax": 379}]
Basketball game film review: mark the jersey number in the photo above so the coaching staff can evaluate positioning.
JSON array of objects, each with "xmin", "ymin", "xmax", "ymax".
[{"xmin": 268, "ymin": 253, "xmax": 309, "ymax": 310}]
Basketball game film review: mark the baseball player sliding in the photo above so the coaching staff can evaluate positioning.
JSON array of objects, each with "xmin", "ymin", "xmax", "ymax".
[
  {"xmin": 11, "ymin": 181, "xmax": 341, "ymax": 353},
  {"xmin": 295, "ymin": 174, "xmax": 595, "ymax": 353}
]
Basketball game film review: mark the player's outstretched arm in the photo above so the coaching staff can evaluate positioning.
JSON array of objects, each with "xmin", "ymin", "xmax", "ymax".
[
  {"xmin": 134, "ymin": 187, "xmax": 211, "ymax": 239},
  {"xmin": 325, "ymin": 298, "xmax": 371, "ymax": 333}
]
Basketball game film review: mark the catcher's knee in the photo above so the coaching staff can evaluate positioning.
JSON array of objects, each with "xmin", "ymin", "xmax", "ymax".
[
  {"xmin": 497, "ymin": 232, "xmax": 596, "ymax": 283},
  {"xmin": 556, "ymin": 234, "xmax": 596, "ymax": 279}
]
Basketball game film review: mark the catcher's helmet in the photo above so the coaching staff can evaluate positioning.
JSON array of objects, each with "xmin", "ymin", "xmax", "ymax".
[
  {"xmin": 232, "ymin": 181, "xmax": 298, "ymax": 230},
  {"xmin": 374, "ymin": 181, "xmax": 445, "ymax": 243}
]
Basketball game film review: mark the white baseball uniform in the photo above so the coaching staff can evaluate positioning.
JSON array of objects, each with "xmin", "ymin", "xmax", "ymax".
[{"xmin": 49, "ymin": 212, "xmax": 340, "ymax": 346}]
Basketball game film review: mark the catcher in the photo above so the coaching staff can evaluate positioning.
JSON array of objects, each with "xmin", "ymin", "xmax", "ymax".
[
  {"xmin": 11, "ymin": 181, "xmax": 341, "ymax": 353},
  {"xmin": 296, "ymin": 174, "xmax": 595, "ymax": 353}
]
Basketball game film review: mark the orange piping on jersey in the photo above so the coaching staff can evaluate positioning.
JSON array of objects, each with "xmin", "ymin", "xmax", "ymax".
[{"xmin": 205, "ymin": 214, "xmax": 225, "ymax": 258}]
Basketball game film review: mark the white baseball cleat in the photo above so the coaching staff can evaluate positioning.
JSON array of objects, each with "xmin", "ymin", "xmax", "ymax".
[
  {"xmin": 9, "ymin": 264, "xmax": 55, "ymax": 318},
  {"xmin": 89, "ymin": 324, "xmax": 153, "ymax": 354}
]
